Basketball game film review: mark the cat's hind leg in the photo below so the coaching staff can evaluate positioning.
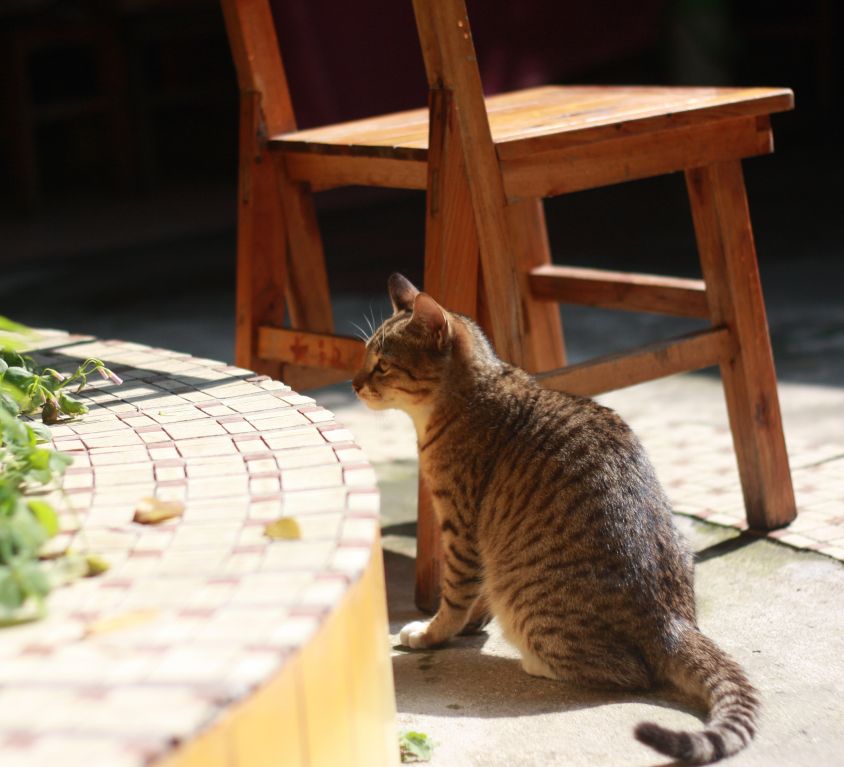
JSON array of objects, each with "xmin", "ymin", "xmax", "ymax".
[
  {"xmin": 520, "ymin": 651, "xmax": 558, "ymax": 680},
  {"xmin": 529, "ymin": 635, "xmax": 653, "ymax": 691}
]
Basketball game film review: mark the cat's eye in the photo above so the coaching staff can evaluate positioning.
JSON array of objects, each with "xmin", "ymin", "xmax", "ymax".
[{"xmin": 373, "ymin": 360, "xmax": 390, "ymax": 374}]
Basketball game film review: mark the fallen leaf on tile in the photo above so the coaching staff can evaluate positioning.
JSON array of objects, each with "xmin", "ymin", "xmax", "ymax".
[
  {"xmin": 84, "ymin": 609, "xmax": 159, "ymax": 637},
  {"xmin": 133, "ymin": 497, "xmax": 185, "ymax": 524},
  {"xmin": 84, "ymin": 553, "xmax": 110, "ymax": 576},
  {"xmin": 399, "ymin": 730, "xmax": 434, "ymax": 763},
  {"xmin": 264, "ymin": 517, "xmax": 301, "ymax": 540}
]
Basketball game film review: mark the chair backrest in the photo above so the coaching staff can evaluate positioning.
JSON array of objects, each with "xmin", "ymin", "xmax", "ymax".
[
  {"xmin": 411, "ymin": 0, "xmax": 524, "ymax": 364},
  {"xmin": 220, "ymin": 0, "xmax": 296, "ymax": 136},
  {"xmin": 221, "ymin": 0, "xmax": 525, "ymax": 363},
  {"xmin": 221, "ymin": 0, "xmax": 497, "ymax": 142}
]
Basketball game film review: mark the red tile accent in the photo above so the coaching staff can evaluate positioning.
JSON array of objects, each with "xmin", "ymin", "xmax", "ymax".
[
  {"xmin": 195, "ymin": 401, "xmax": 225, "ymax": 410},
  {"xmin": 231, "ymin": 434, "xmax": 262, "ymax": 443},
  {"xmin": 99, "ymin": 579, "xmax": 134, "ymax": 589},
  {"xmin": 178, "ymin": 608, "xmax": 217, "ymax": 619},
  {"xmin": 344, "ymin": 510, "xmax": 380, "ymax": 519},
  {"xmin": 3, "ymin": 732, "xmax": 37, "ymax": 750},
  {"xmin": 20, "ymin": 644, "xmax": 54, "ymax": 656},
  {"xmin": 232, "ymin": 545, "xmax": 266, "ymax": 554}
]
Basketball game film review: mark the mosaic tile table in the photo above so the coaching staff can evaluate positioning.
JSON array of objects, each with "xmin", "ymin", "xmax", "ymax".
[{"xmin": 0, "ymin": 332, "xmax": 398, "ymax": 767}]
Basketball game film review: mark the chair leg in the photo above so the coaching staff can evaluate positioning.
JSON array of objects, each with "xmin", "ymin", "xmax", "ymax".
[
  {"xmin": 505, "ymin": 198, "xmax": 566, "ymax": 373},
  {"xmin": 234, "ymin": 93, "xmax": 287, "ymax": 380},
  {"xmin": 414, "ymin": 87, "xmax": 482, "ymax": 613},
  {"xmin": 275, "ymin": 167, "xmax": 335, "ymax": 334},
  {"xmin": 272, "ymin": 162, "xmax": 346, "ymax": 391},
  {"xmin": 686, "ymin": 161, "xmax": 796, "ymax": 529},
  {"xmin": 414, "ymin": 480, "xmax": 442, "ymax": 614}
]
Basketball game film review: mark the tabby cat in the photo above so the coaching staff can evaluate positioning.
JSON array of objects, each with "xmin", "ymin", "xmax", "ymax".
[{"xmin": 353, "ymin": 273, "xmax": 759, "ymax": 764}]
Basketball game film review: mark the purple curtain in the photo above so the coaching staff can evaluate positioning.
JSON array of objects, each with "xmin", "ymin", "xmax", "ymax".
[{"xmin": 270, "ymin": 0, "xmax": 668, "ymax": 129}]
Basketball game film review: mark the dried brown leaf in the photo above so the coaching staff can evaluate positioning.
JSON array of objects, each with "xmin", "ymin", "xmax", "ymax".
[{"xmin": 133, "ymin": 497, "xmax": 184, "ymax": 525}]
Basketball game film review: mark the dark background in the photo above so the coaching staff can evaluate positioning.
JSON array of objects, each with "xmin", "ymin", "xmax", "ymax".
[{"xmin": 0, "ymin": 0, "xmax": 841, "ymax": 381}]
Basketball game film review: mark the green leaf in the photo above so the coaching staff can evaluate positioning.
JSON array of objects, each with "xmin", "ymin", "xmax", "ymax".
[
  {"xmin": 0, "ymin": 316, "xmax": 32, "ymax": 335},
  {"xmin": 28, "ymin": 420, "xmax": 53, "ymax": 443},
  {"xmin": 6, "ymin": 507, "xmax": 49, "ymax": 555},
  {"xmin": 0, "ymin": 349, "xmax": 32, "ymax": 369},
  {"xmin": 399, "ymin": 731, "xmax": 434, "ymax": 763},
  {"xmin": 2, "ymin": 366, "xmax": 34, "ymax": 390},
  {"xmin": 49, "ymin": 451, "xmax": 72, "ymax": 475},
  {"xmin": 0, "ymin": 324, "xmax": 31, "ymax": 353},
  {"xmin": 26, "ymin": 469, "xmax": 52, "ymax": 485},
  {"xmin": 58, "ymin": 391, "xmax": 88, "ymax": 416},
  {"xmin": 0, "ymin": 390, "xmax": 21, "ymax": 416},
  {"xmin": 27, "ymin": 500, "xmax": 59, "ymax": 537},
  {"xmin": 27, "ymin": 448, "xmax": 51, "ymax": 471},
  {"xmin": 0, "ymin": 566, "xmax": 23, "ymax": 609},
  {"xmin": 16, "ymin": 560, "xmax": 50, "ymax": 599}
]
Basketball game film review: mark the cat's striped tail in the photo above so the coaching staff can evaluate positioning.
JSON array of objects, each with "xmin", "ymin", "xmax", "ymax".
[{"xmin": 634, "ymin": 628, "xmax": 759, "ymax": 764}]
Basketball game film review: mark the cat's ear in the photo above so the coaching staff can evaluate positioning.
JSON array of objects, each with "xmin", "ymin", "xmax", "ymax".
[
  {"xmin": 411, "ymin": 292, "xmax": 450, "ymax": 348},
  {"xmin": 388, "ymin": 273, "xmax": 420, "ymax": 314}
]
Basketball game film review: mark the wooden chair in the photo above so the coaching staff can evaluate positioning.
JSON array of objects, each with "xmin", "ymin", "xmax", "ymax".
[{"xmin": 221, "ymin": 0, "xmax": 797, "ymax": 612}]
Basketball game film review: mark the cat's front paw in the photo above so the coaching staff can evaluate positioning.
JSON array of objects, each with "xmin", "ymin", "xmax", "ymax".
[{"xmin": 399, "ymin": 620, "xmax": 434, "ymax": 649}]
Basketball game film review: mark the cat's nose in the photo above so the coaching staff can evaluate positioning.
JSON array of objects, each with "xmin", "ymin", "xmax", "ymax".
[{"xmin": 351, "ymin": 373, "xmax": 365, "ymax": 393}]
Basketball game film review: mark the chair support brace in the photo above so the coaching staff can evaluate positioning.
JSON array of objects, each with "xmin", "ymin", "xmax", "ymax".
[
  {"xmin": 529, "ymin": 265, "xmax": 709, "ymax": 318},
  {"xmin": 536, "ymin": 326, "xmax": 735, "ymax": 396},
  {"xmin": 258, "ymin": 327, "xmax": 365, "ymax": 372}
]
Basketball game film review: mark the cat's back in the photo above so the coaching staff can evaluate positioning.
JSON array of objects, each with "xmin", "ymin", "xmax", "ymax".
[
  {"xmin": 454, "ymin": 369, "xmax": 694, "ymax": 622},
  {"xmin": 447, "ymin": 364, "xmax": 641, "ymax": 475},
  {"xmin": 430, "ymin": 364, "xmax": 694, "ymax": 617}
]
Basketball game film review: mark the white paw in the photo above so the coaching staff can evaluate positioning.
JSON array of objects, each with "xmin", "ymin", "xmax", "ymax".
[
  {"xmin": 520, "ymin": 652, "xmax": 558, "ymax": 680},
  {"xmin": 399, "ymin": 620, "xmax": 432, "ymax": 649}
]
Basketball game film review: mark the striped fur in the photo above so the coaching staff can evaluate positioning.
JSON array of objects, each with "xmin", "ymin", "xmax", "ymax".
[{"xmin": 352, "ymin": 274, "xmax": 759, "ymax": 764}]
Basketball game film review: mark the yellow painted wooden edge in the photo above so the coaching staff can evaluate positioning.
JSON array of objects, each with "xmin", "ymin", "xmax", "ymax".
[{"xmin": 152, "ymin": 532, "xmax": 398, "ymax": 767}]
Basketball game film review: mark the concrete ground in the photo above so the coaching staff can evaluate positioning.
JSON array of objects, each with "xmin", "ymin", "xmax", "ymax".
[
  {"xmin": 2, "ymin": 147, "xmax": 843, "ymax": 765},
  {"xmin": 326, "ymin": 381, "xmax": 844, "ymax": 767}
]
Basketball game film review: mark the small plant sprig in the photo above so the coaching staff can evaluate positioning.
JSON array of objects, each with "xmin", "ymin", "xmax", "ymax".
[
  {"xmin": 0, "ymin": 319, "xmax": 121, "ymax": 625},
  {"xmin": 0, "ymin": 349, "xmax": 123, "ymax": 424},
  {"xmin": 0, "ymin": 406, "xmax": 68, "ymax": 624}
]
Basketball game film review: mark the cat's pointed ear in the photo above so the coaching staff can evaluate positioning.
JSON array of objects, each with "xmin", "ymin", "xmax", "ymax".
[
  {"xmin": 411, "ymin": 292, "xmax": 450, "ymax": 348},
  {"xmin": 388, "ymin": 273, "xmax": 420, "ymax": 314}
]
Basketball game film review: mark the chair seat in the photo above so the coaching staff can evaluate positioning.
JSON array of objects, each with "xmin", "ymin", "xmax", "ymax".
[{"xmin": 271, "ymin": 85, "xmax": 793, "ymax": 162}]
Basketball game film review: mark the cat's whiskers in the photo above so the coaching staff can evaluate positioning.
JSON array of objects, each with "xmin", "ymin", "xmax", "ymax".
[
  {"xmin": 367, "ymin": 306, "xmax": 378, "ymax": 336},
  {"xmin": 349, "ymin": 320, "xmax": 371, "ymax": 343}
]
